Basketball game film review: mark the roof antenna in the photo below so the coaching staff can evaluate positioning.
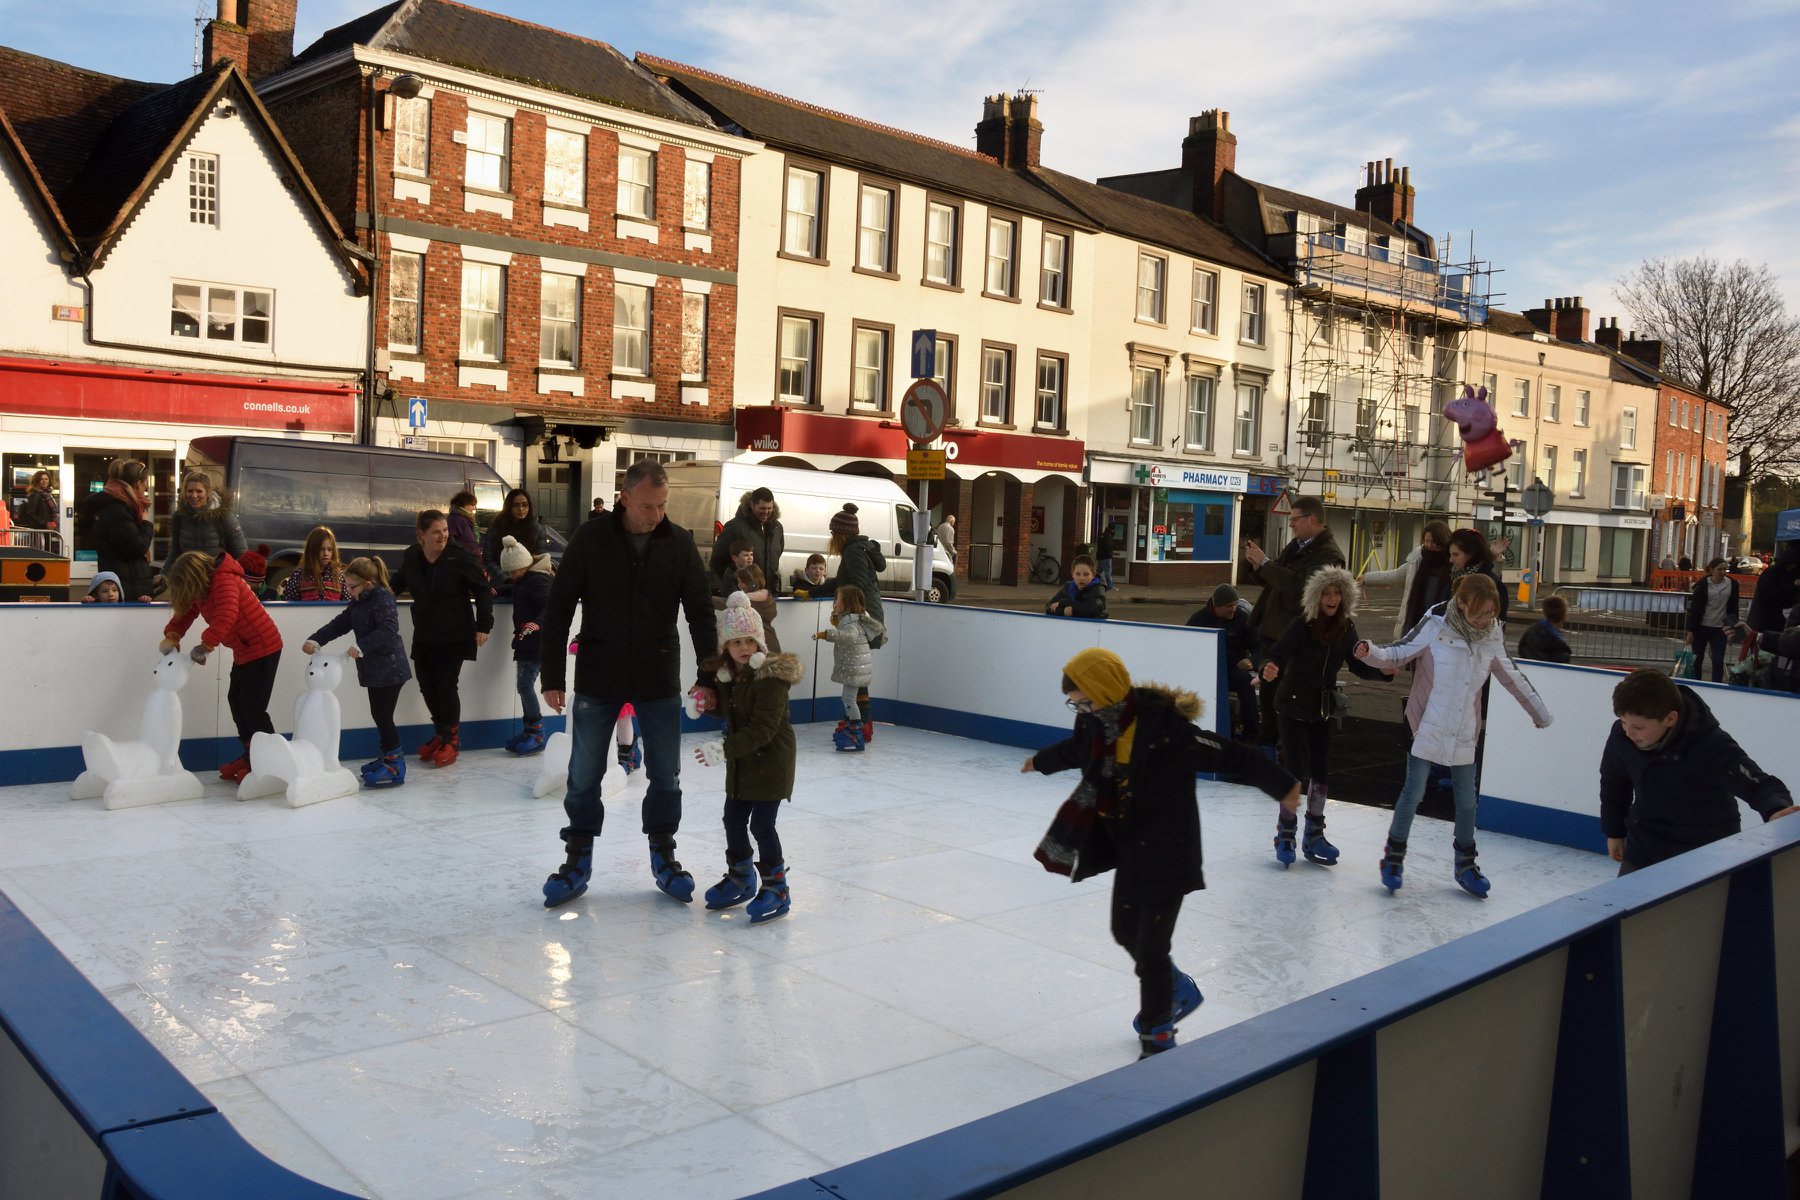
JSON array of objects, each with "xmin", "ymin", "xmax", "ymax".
[{"xmin": 193, "ymin": 0, "xmax": 211, "ymax": 76}]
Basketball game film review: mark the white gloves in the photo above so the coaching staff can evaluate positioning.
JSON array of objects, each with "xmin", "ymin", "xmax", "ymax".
[
  {"xmin": 693, "ymin": 740, "xmax": 726, "ymax": 767},
  {"xmin": 684, "ymin": 688, "xmax": 713, "ymax": 719}
]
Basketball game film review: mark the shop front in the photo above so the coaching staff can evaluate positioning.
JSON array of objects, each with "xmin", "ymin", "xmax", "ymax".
[
  {"xmin": 735, "ymin": 407, "xmax": 1084, "ymax": 585},
  {"xmin": 1474, "ymin": 500, "xmax": 1653, "ymax": 587},
  {"xmin": 1088, "ymin": 459, "xmax": 1260, "ymax": 587},
  {"xmin": 0, "ymin": 355, "xmax": 358, "ymax": 583}
]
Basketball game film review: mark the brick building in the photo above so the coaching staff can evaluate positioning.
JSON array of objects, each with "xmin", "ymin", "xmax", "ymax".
[{"xmin": 249, "ymin": 0, "xmax": 756, "ymax": 532}]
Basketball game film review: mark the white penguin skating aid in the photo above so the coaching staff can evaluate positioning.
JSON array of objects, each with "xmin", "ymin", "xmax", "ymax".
[
  {"xmin": 237, "ymin": 651, "xmax": 361, "ymax": 808},
  {"xmin": 532, "ymin": 729, "xmax": 628, "ymax": 803},
  {"xmin": 70, "ymin": 650, "xmax": 205, "ymax": 810}
]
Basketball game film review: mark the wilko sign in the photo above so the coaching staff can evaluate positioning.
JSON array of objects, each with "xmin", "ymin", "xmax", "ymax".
[
  {"xmin": 0, "ymin": 355, "xmax": 357, "ymax": 434},
  {"xmin": 736, "ymin": 406, "xmax": 1083, "ymax": 475}
]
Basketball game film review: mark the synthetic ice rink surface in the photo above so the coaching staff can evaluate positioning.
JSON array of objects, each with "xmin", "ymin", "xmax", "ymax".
[{"xmin": 0, "ymin": 724, "xmax": 1617, "ymax": 1200}]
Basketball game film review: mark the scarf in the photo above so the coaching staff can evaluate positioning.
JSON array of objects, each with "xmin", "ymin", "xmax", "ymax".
[
  {"xmin": 1445, "ymin": 601, "xmax": 1492, "ymax": 651},
  {"xmin": 1405, "ymin": 548, "xmax": 1449, "ymax": 631},
  {"xmin": 1033, "ymin": 693, "xmax": 1137, "ymax": 878},
  {"xmin": 102, "ymin": 478, "xmax": 150, "ymax": 523}
]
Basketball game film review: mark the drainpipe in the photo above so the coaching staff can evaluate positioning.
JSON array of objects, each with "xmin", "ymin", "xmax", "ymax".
[{"xmin": 362, "ymin": 69, "xmax": 382, "ymax": 447}]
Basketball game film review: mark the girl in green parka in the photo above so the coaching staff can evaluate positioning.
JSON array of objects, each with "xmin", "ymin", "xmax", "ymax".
[{"xmin": 692, "ymin": 591, "xmax": 803, "ymax": 923}]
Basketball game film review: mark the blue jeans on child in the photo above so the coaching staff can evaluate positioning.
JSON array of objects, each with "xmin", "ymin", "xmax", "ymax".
[
  {"xmin": 842, "ymin": 684, "xmax": 862, "ymax": 723},
  {"xmin": 560, "ymin": 693, "xmax": 682, "ymax": 843},
  {"xmin": 1389, "ymin": 754, "xmax": 1479, "ymax": 844},
  {"xmin": 516, "ymin": 661, "xmax": 541, "ymax": 724}
]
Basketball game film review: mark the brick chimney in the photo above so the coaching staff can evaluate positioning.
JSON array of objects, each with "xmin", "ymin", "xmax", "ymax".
[
  {"xmin": 1523, "ymin": 298, "xmax": 1555, "ymax": 337},
  {"xmin": 1594, "ymin": 316, "xmax": 1624, "ymax": 351},
  {"xmin": 1181, "ymin": 109, "xmax": 1236, "ymax": 221},
  {"xmin": 975, "ymin": 94, "xmax": 1010, "ymax": 162},
  {"xmin": 1623, "ymin": 332, "xmax": 1665, "ymax": 371},
  {"xmin": 1354, "ymin": 159, "xmax": 1415, "ymax": 226},
  {"xmin": 203, "ymin": 0, "xmax": 295, "ymax": 80},
  {"xmin": 1522, "ymin": 297, "xmax": 1593, "ymax": 342},
  {"xmin": 1007, "ymin": 92, "xmax": 1042, "ymax": 168}
]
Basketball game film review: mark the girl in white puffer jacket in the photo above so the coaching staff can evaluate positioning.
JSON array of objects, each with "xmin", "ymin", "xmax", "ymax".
[{"xmin": 1355, "ymin": 573, "xmax": 1552, "ymax": 898}]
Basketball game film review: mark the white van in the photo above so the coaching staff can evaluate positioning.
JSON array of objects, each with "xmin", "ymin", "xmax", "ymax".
[{"xmin": 664, "ymin": 461, "xmax": 956, "ymax": 603}]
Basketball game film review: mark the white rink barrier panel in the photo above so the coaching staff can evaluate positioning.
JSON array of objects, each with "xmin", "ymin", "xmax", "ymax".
[
  {"xmin": 1482, "ymin": 661, "xmax": 1800, "ymax": 850},
  {"xmin": 0, "ymin": 599, "xmax": 847, "ymax": 784},
  {"xmin": 1, "ymin": 600, "xmax": 1221, "ymax": 784}
]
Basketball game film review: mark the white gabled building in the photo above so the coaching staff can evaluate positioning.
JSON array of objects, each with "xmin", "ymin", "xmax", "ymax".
[{"xmin": 0, "ymin": 48, "xmax": 367, "ymax": 578}]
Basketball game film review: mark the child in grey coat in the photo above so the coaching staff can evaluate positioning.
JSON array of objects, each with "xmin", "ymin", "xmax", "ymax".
[{"xmin": 814, "ymin": 584, "xmax": 885, "ymax": 752}]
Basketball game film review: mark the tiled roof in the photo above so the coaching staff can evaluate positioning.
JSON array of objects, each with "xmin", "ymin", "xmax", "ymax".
[
  {"xmin": 60, "ymin": 66, "xmax": 224, "ymax": 241},
  {"xmin": 639, "ymin": 55, "xmax": 1092, "ymax": 229},
  {"xmin": 0, "ymin": 47, "xmax": 160, "ymax": 196},
  {"xmin": 287, "ymin": 0, "xmax": 718, "ymax": 129},
  {"xmin": 1485, "ymin": 308, "xmax": 1545, "ymax": 338},
  {"xmin": 0, "ymin": 107, "xmax": 75, "ymax": 246},
  {"xmin": 1236, "ymin": 173, "xmax": 1421, "ymax": 250},
  {"xmin": 1032, "ymin": 167, "xmax": 1287, "ymax": 280}
]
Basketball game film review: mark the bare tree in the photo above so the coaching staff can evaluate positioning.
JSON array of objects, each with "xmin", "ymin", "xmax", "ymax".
[{"xmin": 1617, "ymin": 257, "xmax": 1800, "ymax": 481}]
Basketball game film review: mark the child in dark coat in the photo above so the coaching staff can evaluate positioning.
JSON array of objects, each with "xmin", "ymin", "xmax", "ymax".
[
  {"xmin": 303, "ymin": 557, "xmax": 412, "ymax": 787},
  {"xmin": 1516, "ymin": 595, "xmax": 1573, "ymax": 664},
  {"xmin": 1024, "ymin": 648, "xmax": 1298, "ymax": 1058},
  {"xmin": 499, "ymin": 534, "xmax": 555, "ymax": 755},
  {"xmin": 1045, "ymin": 554, "xmax": 1108, "ymax": 619},
  {"xmin": 1600, "ymin": 669, "xmax": 1794, "ymax": 874},
  {"xmin": 692, "ymin": 592, "xmax": 804, "ymax": 923}
]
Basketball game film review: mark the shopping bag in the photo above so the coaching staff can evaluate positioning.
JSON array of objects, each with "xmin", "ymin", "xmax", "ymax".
[{"xmin": 1672, "ymin": 648, "xmax": 1698, "ymax": 679}]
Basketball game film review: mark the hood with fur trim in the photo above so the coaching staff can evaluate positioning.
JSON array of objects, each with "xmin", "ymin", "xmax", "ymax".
[
  {"xmin": 704, "ymin": 650, "xmax": 804, "ymax": 684},
  {"xmin": 177, "ymin": 489, "xmax": 237, "ymax": 524},
  {"xmin": 1301, "ymin": 565, "xmax": 1360, "ymax": 624},
  {"xmin": 1135, "ymin": 681, "xmax": 1204, "ymax": 722}
]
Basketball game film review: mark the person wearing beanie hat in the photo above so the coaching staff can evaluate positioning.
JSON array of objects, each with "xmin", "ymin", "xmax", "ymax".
[
  {"xmin": 83, "ymin": 571, "xmax": 124, "ymax": 603},
  {"xmin": 826, "ymin": 503, "xmax": 886, "ymax": 742},
  {"xmin": 501, "ymin": 536, "xmax": 557, "ymax": 756},
  {"xmin": 1023, "ymin": 647, "xmax": 1298, "ymax": 1060},
  {"xmin": 1185, "ymin": 586, "xmax": 1257, "ymax": 743},
  {"xmin": 691, "ymin": 592, "xmax": 803, "ymax": 922},
  {"xmin": 237, "ymin": 544, "xmax": 277, "ymax": 601}
]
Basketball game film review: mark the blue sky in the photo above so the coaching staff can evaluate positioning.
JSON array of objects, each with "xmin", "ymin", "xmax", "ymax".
[{"xmin": 6, "ymin": 0, "xmax": 1797, "ymax": 313}]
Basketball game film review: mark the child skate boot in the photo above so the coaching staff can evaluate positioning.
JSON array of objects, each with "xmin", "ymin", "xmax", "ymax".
[
  {"xmin": 508, "ymin": 721, "xmax": 546, "ymax": 756},
  {"xmin": 616, "ymin": 736, "xmax": 643, "ymax": 774},
  {"xmin": 361, "ymin": 749, "xmax": 406, "ymax": 788},
  {"xmin": 542, "ymin": 833, "xmax": 593, "ymax": 908},
  {"xmin": 1380, "ymin": 836, "xmax": 1408, "ymax": 893},
  {"xmin": 1453, "ymin": 841, "xmax": 1491, "ymax": 899},
  {"xmin": 649, "ymin": 839, "xmax": 695, "ymax": 903},
  {"xmin": 862, "ymin": 720, "xmax": 874, "ymax": 745},
  {"xmin": 833, "ymin": 724, "xmax": 865, "ymax": 752},
  {"xmin": 429, "ymin": 726, "xmax": 460, "ymax": 767},
  {"xmin": 1137, "ymin": 1021, "xmax": 1177, "ymax": 1059},
  {"xmin": 1273, "ymin": 811, "xmax": 1298, "ymax": 867},
  {"xmin": 746, "ymin": 862, "xmax": 791, "ymax": 923},
  {"xmin": 1301, "ymin": 817, "xmax": 1340, "ymax": 866},
  {"xmin": 219, "ymin": 754, "xmax": 251, "ymax": 783},
  {"xmin": 704, "ymin": 858, "xmax": 759, "ymax": 910},
  {"xmin": 417, "ymin": 733, "xmax": 443, "ymax": 761},
  {"xmin": 1133, "ymin": 970, "xmax": 1204, "ymax": 1034}
]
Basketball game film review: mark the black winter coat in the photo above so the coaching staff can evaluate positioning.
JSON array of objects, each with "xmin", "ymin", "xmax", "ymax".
[
  {"xmin": 829, "ymin": 535, "xmax": 886, "ymax": 647},
  {"xmin": 1034, "ymin": 686, "xmax": 1297, "ymax": 897},
  {"xmin": 1248, "ymin": 530, "xmax": 1346, "ymax": 643},
  {"xmin": 1685, "ymin": 576, "xmax": 1740, "ymax": 634},
  {"xmin": 709, "ymin": 502, "xmax": 785, "ymax": 581},
  {"xmin": 1746, "ymin": 552, "xmax": 1798, "ymax": 634},
  {"xmin": 1266, "ymin": 615, "xmax": 1388, "ymax": 722},
  {"xmin": 1045, "ymin": 578, "xmax": 1108, "ymax": 619},
  {"xmin": 1516, "ymin": 619, "xmax": 1572, "ymax": 664},
  {"xmin": 20, "ymin": 489, "xmax": 56, "ymax": 529},
  {"xmin": 1600, "ymin": 686, "xmax": 1792, "ymax": 867},
  {"xmin": 1185, "ymin": 605, "xmax": 1253, "ymax": 667},
  {"xmin": 308, "ymin": 587, "xmax": 412, "ymax": 688},
  {"xmin": 78, "ymin": 491, "xmax": 155, "ymax": 600},
  {"xmin": 163, "ymin": 498, "xmax": 247, "ymax": 577},
  {"xmin": 538, "ymin": 511, "xmax": 716, "ymax": 701},
  {"xmin": 510, "ymin": 563, "xmax": 553, "ymax": 663},
  {"xmin": 395, "ymin": 542, "xmax": 493, "ymax": 660}
]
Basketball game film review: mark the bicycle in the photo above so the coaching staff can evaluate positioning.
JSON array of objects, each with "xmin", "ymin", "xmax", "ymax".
[{"xmin": 1029, "ymin": 545, "xmax": 1060, "ymax": 585}]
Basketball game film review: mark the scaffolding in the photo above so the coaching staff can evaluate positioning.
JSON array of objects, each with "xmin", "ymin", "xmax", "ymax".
[{"xmin": 1281, "ymin": 200, "xmax": 1496, "ymax": 574}]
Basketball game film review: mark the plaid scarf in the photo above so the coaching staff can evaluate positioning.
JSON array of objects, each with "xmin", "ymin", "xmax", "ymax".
[
  {"xmin": 1445, "ymin": 600, "xmax": 1493, "ymax": 651},
  {"xmin": 1033, "ymin": 693, "xmax": 1136, "ymax": 878}
]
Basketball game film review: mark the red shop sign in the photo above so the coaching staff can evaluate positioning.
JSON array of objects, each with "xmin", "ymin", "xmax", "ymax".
[{"xmin": 0, "ymin": 355, "xmax": 358, "ymax": 434}]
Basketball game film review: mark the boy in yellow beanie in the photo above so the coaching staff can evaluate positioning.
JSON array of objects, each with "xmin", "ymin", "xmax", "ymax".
[{"xmin": 1023, "ymin": 647, "xmax": 1299, "ymax": 1058}]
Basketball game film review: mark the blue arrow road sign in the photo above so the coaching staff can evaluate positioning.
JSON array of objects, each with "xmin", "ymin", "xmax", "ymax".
[
  {"xmin": 910, "ymin": 329, "xmax": 936, "ymax": 379},
  {"xmin": 408, "ymin": 397, "xmax": 428, "ymax": 429}
]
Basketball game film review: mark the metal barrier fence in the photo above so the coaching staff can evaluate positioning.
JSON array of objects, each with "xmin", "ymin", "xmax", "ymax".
[{"xmin": 1549, "ymin": 585, "xmax": 1691, "ymax": 665}]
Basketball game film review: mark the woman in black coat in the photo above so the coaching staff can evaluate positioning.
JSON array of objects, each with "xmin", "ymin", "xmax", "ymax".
[
  {"xmin": 395, "ymin": 508, "xmax": 493, "ymax": 766},
  {"xmin": 1684, "ymin": 558, "xmax": 1740, "ymax": 683},
  {"xmin": 484, "ymin": 489, "xmax": 548, "ymax": 576},
  {"xmin": 76, "ymin": 458, "xmax": 156, "ymax": 601},
  {"xmin": 1261, "ymin": 566, "xmax": 1391, "ymax": 867}
]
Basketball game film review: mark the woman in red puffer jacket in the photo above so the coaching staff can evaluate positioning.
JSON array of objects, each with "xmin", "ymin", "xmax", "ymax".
[{"xmin": 160, "ymin": 551, "xmax": 284, "ymax": 782}]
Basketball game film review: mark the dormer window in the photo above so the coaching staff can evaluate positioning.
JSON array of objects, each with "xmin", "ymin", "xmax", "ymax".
[{"xmin": 188, "ymin": 153, "xmax": 218, "ymax": 225}]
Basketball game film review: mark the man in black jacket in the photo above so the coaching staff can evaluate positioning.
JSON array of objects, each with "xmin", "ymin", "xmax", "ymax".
[
  {"xmin": 1186, "ymin": 585, "xmax": 1258, "ymax": 741},
  {"xmin": 1600, "ymin": 669, "xmax": 1794, "ymax": 875},
  {"xmin": 1243, "ymin": 496, "xmax": 1344, "ymax": 753},
  {"xmin": 538, "ymin": 461, "xmax": 718, "ymax": 908},
  {"xmin": 708, "ymin": 487, "xmax": 784, "ymax": 582}
]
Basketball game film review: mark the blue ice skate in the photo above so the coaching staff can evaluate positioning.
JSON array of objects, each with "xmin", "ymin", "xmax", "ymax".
[
  {"xmin": 746, "ymin": 862, "xmax": 790, "ymax": 923},
  {"xmin": 650, "ymin": 842, "xmax": 695, "ymax": 903},
  {"xmin": 1454, "ymin": 841, "xmax": 1491, "ymax": 899},
  {"xmin": 617, "ymin": 736, "xmax": 643, "ymax": 774},
  {"xmin": 360, "ymin": 750, "xmax": 406, "ymax": 788},
  {"xmin": 543, "ymin": 838, "xmax": 593, "ymax": 909},
  {"xmin": 1137, "ymin": 1021, "xmax": 1177, "ymax": 1059},
  {"xmin": 1133, "ymin": 969, "xmax": 1204, "ymax": 1034},
  {"xmin": 1380, "ymin": 836, "xmax": 1407, "ymax": 894},
  {"xmin": 1273, "ymin": 813, "xmax": 1297, "ymax": 867},
  {"xmin": 704, "ymin": 859, "xmax": 759, "ymax": 910},
  {"xmin": 506, "ymin": 722, "xmax": 546, "ymax": 756},
  {"xmin": 833, "ymin": 725, "xmax": 865, "ymax": 753}
]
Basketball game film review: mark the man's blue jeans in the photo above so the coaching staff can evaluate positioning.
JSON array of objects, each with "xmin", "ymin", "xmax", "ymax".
[
  {"xmin": 560, "ymin": 693, "xmax": 682, "ymax": 843},
  {"xmin": 1388, "ymin": 753, "xmax": 1478, "ymax": 845}
]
